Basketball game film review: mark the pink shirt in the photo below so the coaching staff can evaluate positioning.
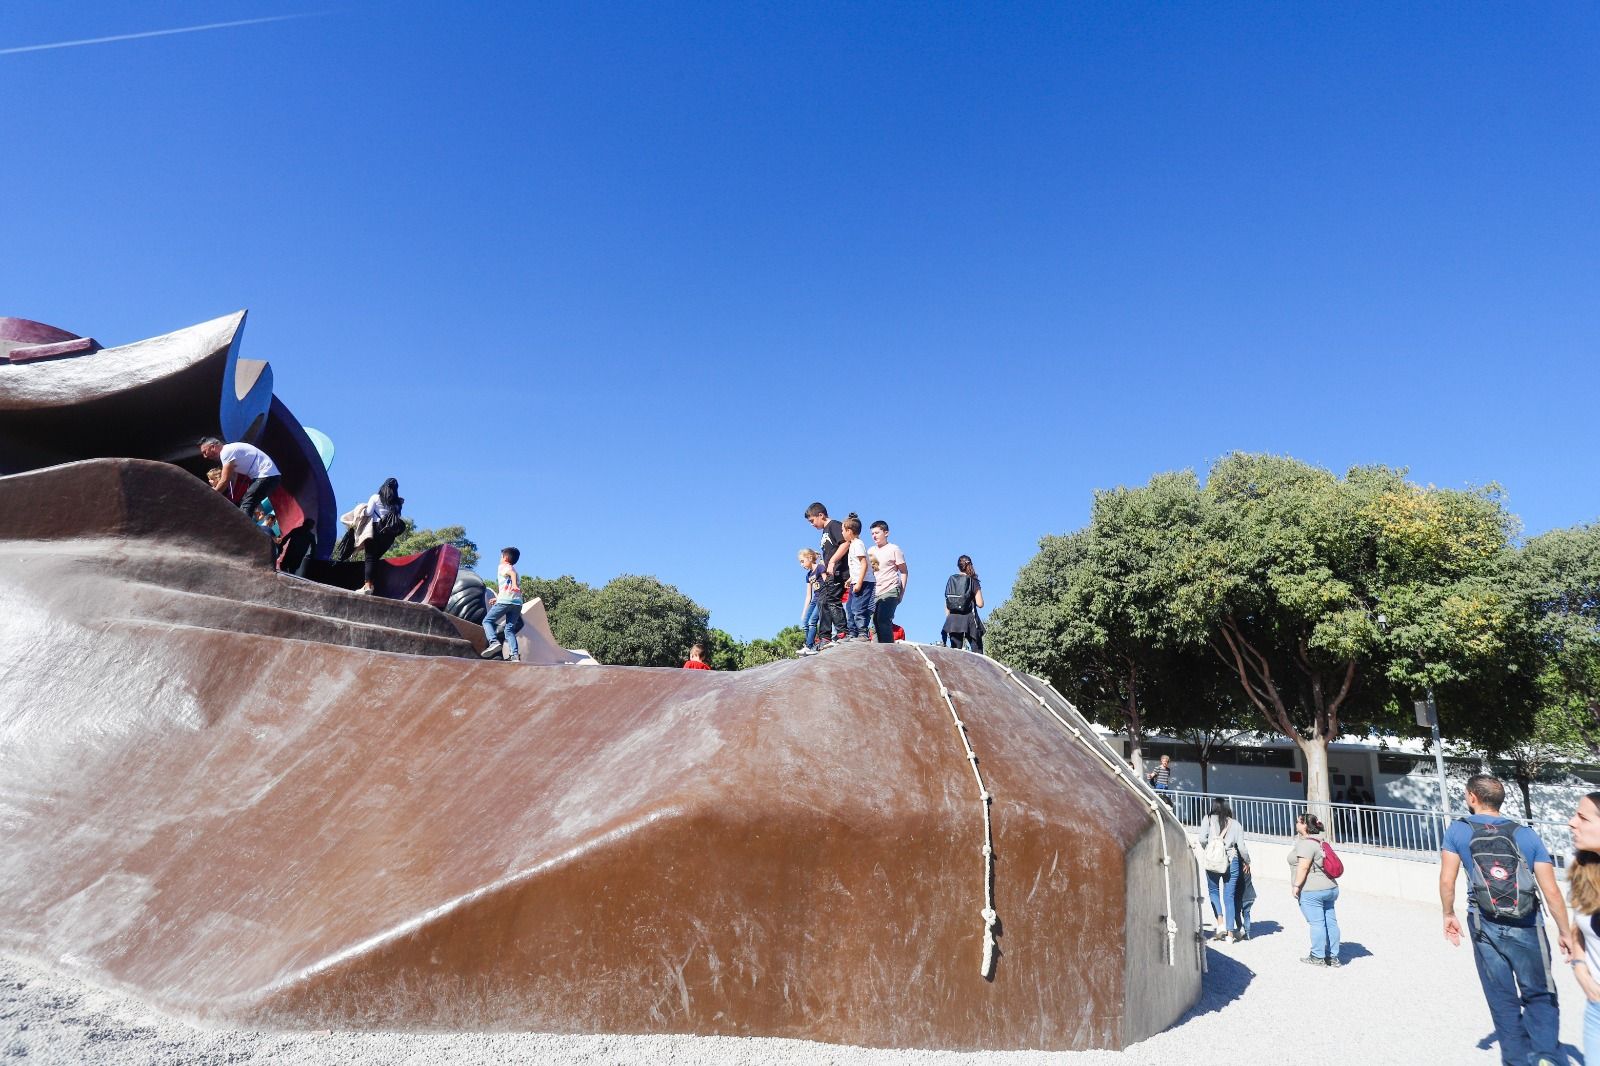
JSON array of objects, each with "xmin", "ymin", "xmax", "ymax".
[{"xmin": 870, "ymin": 543, "xmax": 906, "ymax": 597}]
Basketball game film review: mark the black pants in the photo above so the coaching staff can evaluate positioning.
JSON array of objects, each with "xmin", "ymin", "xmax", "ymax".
[
  {"xmin": 363, "ymin": 532, "xmax": 397, "ymax": 586},
  {"xmin": 817, "ymin": 574, "xmax": 848, "ymax": 641},
  {"xmin": 947, "ymin": 632, "xmax": 984, "ymax": 653},
  {"xmin": 238, "ymin": 474, "xmax": 281, "ymax": 518}
]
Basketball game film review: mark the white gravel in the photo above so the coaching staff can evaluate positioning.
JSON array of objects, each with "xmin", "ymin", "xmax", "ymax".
[{"xmin": 0, "ymin": 885, "xmax": 1587, "ymax": 1065}]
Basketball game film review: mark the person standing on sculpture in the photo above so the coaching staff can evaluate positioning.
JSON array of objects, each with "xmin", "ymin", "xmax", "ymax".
[
  {"xmin": 867, "ymin": 520, "xmax": 907, "ymax": 644},
  {"xmin": 481, "ymin": 547, "xmax": 523, "ymax": 661},
  {"xmin": 843, "ymin": 515, "xmax": 875, "ymax": 641},
  {"xmin": 941, "ymin": 554, "xmax": 985, "ymax": 652},
  {"xmin": 805, "ymin": 503, "xmax": 849, "ymax": 646},
  {"xmin": 199, "ymin": 437, "xmax": 279, "ymax": 518},
  {"xmin": 357, "ymin": 477, "xmax": 405, "ymax": 595}
]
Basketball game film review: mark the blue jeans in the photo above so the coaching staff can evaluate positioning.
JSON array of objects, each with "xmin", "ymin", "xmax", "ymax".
[
  {"xmin": 846, "ymin": 582, "xmax": 876, "ymax": 638},
  {"xmin": 1467, "ymin": 914, "xmax": 1560, "ymax": 1066},
  {"xmin": 1585, "ymin": 999, "xmax": 1600, "ymax": 1066},
  {"xmin": 482, "ymin": 601, "xmax": 523, "ymax": 659},
  {"xmin": 1234, "ymin": 869, "xmax": 1255, "ymax": 937},
  {"xmin": 1298, "ymin": 886, "xmax": 1340, "ymax": 960},
  {"xmin": 801, "ymin": 598, "xmax": 820, "ymax": 648},
  {"xmin": 1206, "ymin": 857, "xmax": 1240, "ymax": 933},
  {"xmin": 873, "ymin": 591, "xmax": 900, "ymax": 643}
]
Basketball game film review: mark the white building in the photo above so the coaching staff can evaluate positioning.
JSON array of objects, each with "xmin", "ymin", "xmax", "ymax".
[{"xmin": 1112, "ymin": 728, "xmax": 1598, "ymax": 824}]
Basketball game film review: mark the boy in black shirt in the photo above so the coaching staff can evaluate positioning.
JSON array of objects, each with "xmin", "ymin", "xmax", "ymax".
[{"xmin": 805, "ymin": 502, "xmax": 850, "ymax": 645}]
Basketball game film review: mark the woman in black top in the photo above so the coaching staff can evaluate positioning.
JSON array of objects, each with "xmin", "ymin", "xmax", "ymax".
[{"xmin": 942, "ymin": 555, "xmax": 985, "ymax": 652}]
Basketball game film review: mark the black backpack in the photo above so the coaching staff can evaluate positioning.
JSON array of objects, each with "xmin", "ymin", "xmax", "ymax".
[
  {"xmin": 944, "ymin": 573, "xmax": 975, "ymax": 614},
  {"xmin": 1461, "ymin": 818, "xmax": 1540, "ymax": 921}
]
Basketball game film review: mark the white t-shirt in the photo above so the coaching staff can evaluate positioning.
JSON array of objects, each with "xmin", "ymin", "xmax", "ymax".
[
  {"xmin": 220, "ymin": 442, "xmax": 279, "ymax": 479},
  {"xmin": 847, "ymin": 539, "xmax": 873, "ymax": 585}
]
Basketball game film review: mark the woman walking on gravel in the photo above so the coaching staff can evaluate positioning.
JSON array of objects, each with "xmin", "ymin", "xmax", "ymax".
[
  {"xmin": 1199, "ymin": 799, "xmax": 1249, "ymax": 942},
  {"xmin": 1566, "ymin": 793, "xmax": 1600, "ymax": 1062},
  {"xmin": 1291, "ymin": 811, "xmax": 1341, "ymax": 966}
]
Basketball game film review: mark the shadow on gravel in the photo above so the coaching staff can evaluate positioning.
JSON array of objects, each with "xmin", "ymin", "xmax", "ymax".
[
  {"xmin": 1173, "ymin": 948, "xmax": 1254, "ymax": 1023},
  {"xmin": 1333, "ymin": 941, "xmax": 1375, "ymax": 964},
  {"xmin": 1472, "ymin": 1032, "xmax": 1583, "ymax": 1064},
  {"xmin": 1242, "ymin": 920, "xmax": 1283, "ymax": 939}
]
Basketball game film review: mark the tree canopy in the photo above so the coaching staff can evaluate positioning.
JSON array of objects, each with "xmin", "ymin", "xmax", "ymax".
[
  {"xmin": 990, "ymin": 452, "xmax": 1559, "ymax": 807},
  {"xmin": 383, "ymin": 520, "xmax": 480, "ymax": 569}
]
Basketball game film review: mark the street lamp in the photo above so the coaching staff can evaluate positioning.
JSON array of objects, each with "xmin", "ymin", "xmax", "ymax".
[{"xmin": 1377, "ymin": 612, "xmax": 1451, "ymax": 819}]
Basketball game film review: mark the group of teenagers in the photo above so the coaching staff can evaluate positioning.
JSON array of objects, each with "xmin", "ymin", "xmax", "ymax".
[
  {"xmin": 796, "ymin": 501, "xmax": 986, "ymax": 654},
  {"xmin": 1198, "ymin": 771, "xmax": 1600, "ymax": 1066}
]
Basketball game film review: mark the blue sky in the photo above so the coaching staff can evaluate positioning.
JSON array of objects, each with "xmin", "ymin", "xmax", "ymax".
[{"xmin": 3, "ymin": 2, "xmax": 1597, "ymax": 643}]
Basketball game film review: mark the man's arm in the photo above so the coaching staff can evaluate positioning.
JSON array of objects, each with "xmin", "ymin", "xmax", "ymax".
[
  {"xmin": 897, "ymin": 550, "xmax": 908, "ymax": 594},
  {"xmin": 215, "ymin": 458, "xmax": 236, "ymax": 492},
  {"xmin": 1440, "ymin": 850, "xmax": 1463, "ymax": 946},
  {"xmin": 1534, "ymin": 860, "xmax": 1574, "ymax": 957}
]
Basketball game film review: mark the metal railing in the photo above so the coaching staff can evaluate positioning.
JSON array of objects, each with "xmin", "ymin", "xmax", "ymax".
[{"xmin": 1163, "ymin": 789, "xmax": 1574, "ymax": 866}]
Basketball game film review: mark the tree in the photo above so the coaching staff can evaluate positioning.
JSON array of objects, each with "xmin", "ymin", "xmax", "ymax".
[
  {"xmin": 520, "ymin": 574, "xmax": 592, "ymax": 615},
  {"xmin": 1511, "ymin": 523, "xmax": 1600, "ymax": 753},
  {"xmin": 988, "ymin": 475, "xmax": 1204, "ymax": 774},
  {"xmin": 552, "ymin": 574, "xmax": 709, "ymax": 668},
  {"xmin": 383, "ymin": 520, "xmax": 479, "ymax": 569},
  {"xmin": 740, "ymin": 626, "xmax": 806, "ymax": 668},
  {"xmin": 1162, "ymin": 454, "xmax": 1532, "ymax": 810},
  {"xmin": 1496, "ymin": 701, "xmax": 1588, "ymax": 820},
  {"xmin": 706, "ymin": 628, "xmax": 746, "ymax": 672}
]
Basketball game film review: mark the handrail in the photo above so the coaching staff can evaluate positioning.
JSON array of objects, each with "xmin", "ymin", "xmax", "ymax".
[{"xmin": 1163, "ymin": 788, "xmax": 1573, "ymax": 866}]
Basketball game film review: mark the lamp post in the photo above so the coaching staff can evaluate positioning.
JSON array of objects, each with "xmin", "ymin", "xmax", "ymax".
[{"xmin": 1377, "ymin": 613, "xmax": 1451, "ymax": 819}]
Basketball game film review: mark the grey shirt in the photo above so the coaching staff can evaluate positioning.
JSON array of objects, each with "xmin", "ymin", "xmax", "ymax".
[
  {"xmin": 1199, "ymin": 815, "xmax": 1251, "ymax": 863},
  {"xmin": 1290, "ymin": 835, "xmax": 1337, "ymax": 891}
]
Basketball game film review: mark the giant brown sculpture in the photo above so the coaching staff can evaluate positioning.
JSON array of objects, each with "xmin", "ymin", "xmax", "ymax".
[{"xmin": 0, "ymin": 312, "xmax": 1204, "ymax": 1051}]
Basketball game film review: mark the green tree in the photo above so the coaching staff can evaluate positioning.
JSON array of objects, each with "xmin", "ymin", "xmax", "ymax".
[
  {"xmin": 741, "ymin": 626, "xmax": 806, "ymax": 668},
  {"xmin": 707, "ymin": 628, "xmax": 746, "ymax": 672},
  {"xmin": 1512, "ymin": 523, "xmax": 1600, "ymax": 752},
  {"xmin": 988, "ymin": 474, "xmax": 1219, "ymax": 774},
  {"xmin": 553, "ymin": 574, "xmax": 710, "ymax": 667},
  {"xmin": 520, "ymin": 574, "xmax": 592, "ymax": 615},
  {"xmin": 1165, "ymin": 454, "xmax": 1532, "ymax": 809},
  {"xmin": 1496, "ymin": 701, "xmax": 1588, "ymax": 820},
  {"xmin": 383, "ymin": 520, "xmax": 480, "ymax": 569}
]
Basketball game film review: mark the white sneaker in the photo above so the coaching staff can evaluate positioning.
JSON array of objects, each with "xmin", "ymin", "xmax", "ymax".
[{"xmin": 797, "ymin": 647, "xmax": 817, "ymax": 657}]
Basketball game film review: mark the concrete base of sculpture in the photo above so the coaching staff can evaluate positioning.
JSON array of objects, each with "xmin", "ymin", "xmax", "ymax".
[{"xmin": 0, "ymin": 459, "xmax": 1202, "ymax": 1051}]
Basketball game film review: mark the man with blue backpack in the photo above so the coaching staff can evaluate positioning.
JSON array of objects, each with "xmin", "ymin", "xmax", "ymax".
[{"xmin": 1440, "ymin": 774, "xmax": 1572, "ymax": 1066}]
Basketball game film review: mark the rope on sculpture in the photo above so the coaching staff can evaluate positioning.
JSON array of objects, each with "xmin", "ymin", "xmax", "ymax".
[
  {"xmin": 998, "ymin": 664, "xmax": 1183, "ymax": 968},
  {"xmin": 909, "ymin": 643, "xmax": 999, "ymax": 979}
]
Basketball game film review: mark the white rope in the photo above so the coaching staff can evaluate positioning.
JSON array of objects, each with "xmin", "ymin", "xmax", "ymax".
[
  {"xmin": 995, "ymin": 664, "xmax": 1183, "ymax": 968},
  {"xmin": 909, "ymin": 643, "xmax": 999, "ymax": 979}
]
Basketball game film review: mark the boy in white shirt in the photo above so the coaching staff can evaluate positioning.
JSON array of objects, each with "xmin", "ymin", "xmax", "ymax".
[
  {"xmin": 843, "ymin": 514, "xmax": 875, "ymax": 640},
  {"xmin": 481, "ymin": 546, "xmax": 525, "ymax": 662},
  {"xmin": 868, "ymin": 520, "xmax": 907, "ymax": 644}
]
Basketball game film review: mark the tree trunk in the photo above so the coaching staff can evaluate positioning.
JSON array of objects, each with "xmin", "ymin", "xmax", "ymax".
[
  {"xmin": 1517, "ymin": 776, "xmax": 1533, "ymax": 822},
  {"xmin": 1200, "ymin": 758, "xmax": 1210, "ymax": 794},
  {"xmin": 1122, "ymin": 662, "xmax": 1144, "ymax": 776},
  {"xmin": 1298, "ymin": 735, "xmax": 1333, "ymax": 832}
]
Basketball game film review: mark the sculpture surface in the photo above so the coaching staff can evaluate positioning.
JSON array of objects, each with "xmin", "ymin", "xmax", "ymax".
[{"xmin": 0, "ymin": 311, "xmax": 1203, "ymax": 1051}]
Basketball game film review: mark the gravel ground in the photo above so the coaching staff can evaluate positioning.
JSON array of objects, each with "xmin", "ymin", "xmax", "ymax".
[{"xmin": 0, "ymin": 885, "xmax": 1587, "ymax": 1065}]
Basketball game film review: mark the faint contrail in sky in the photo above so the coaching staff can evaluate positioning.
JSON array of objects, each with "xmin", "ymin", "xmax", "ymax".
[{"xmin": 0, "ymin": 12, "xmax": 323, "ymax": 56}]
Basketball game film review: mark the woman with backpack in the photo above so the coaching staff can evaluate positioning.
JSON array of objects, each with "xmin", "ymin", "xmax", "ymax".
[
  {"xmin": 356, "ymin": 477, "xmax": 405, "ymax": 595},
  {"xmin": 941, "ymin": 555, "xmax": 985, "ymax": 652},
  {"xmin": 1291, "ymin": 811, "xmax": 1342, "ymax": 967},
  {"xmin": 1565, "ymin": 793, "xmax": 1600, "ymax": 1063},
  {"xmin": 1199, "ymin": 799, "xmax": 1249, "ymax": 942}
]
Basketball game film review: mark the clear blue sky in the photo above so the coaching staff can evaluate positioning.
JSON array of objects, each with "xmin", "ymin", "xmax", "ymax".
[{"xmin": 4, "ymin": 2, "xmax": 1597, "ymax": 643}]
